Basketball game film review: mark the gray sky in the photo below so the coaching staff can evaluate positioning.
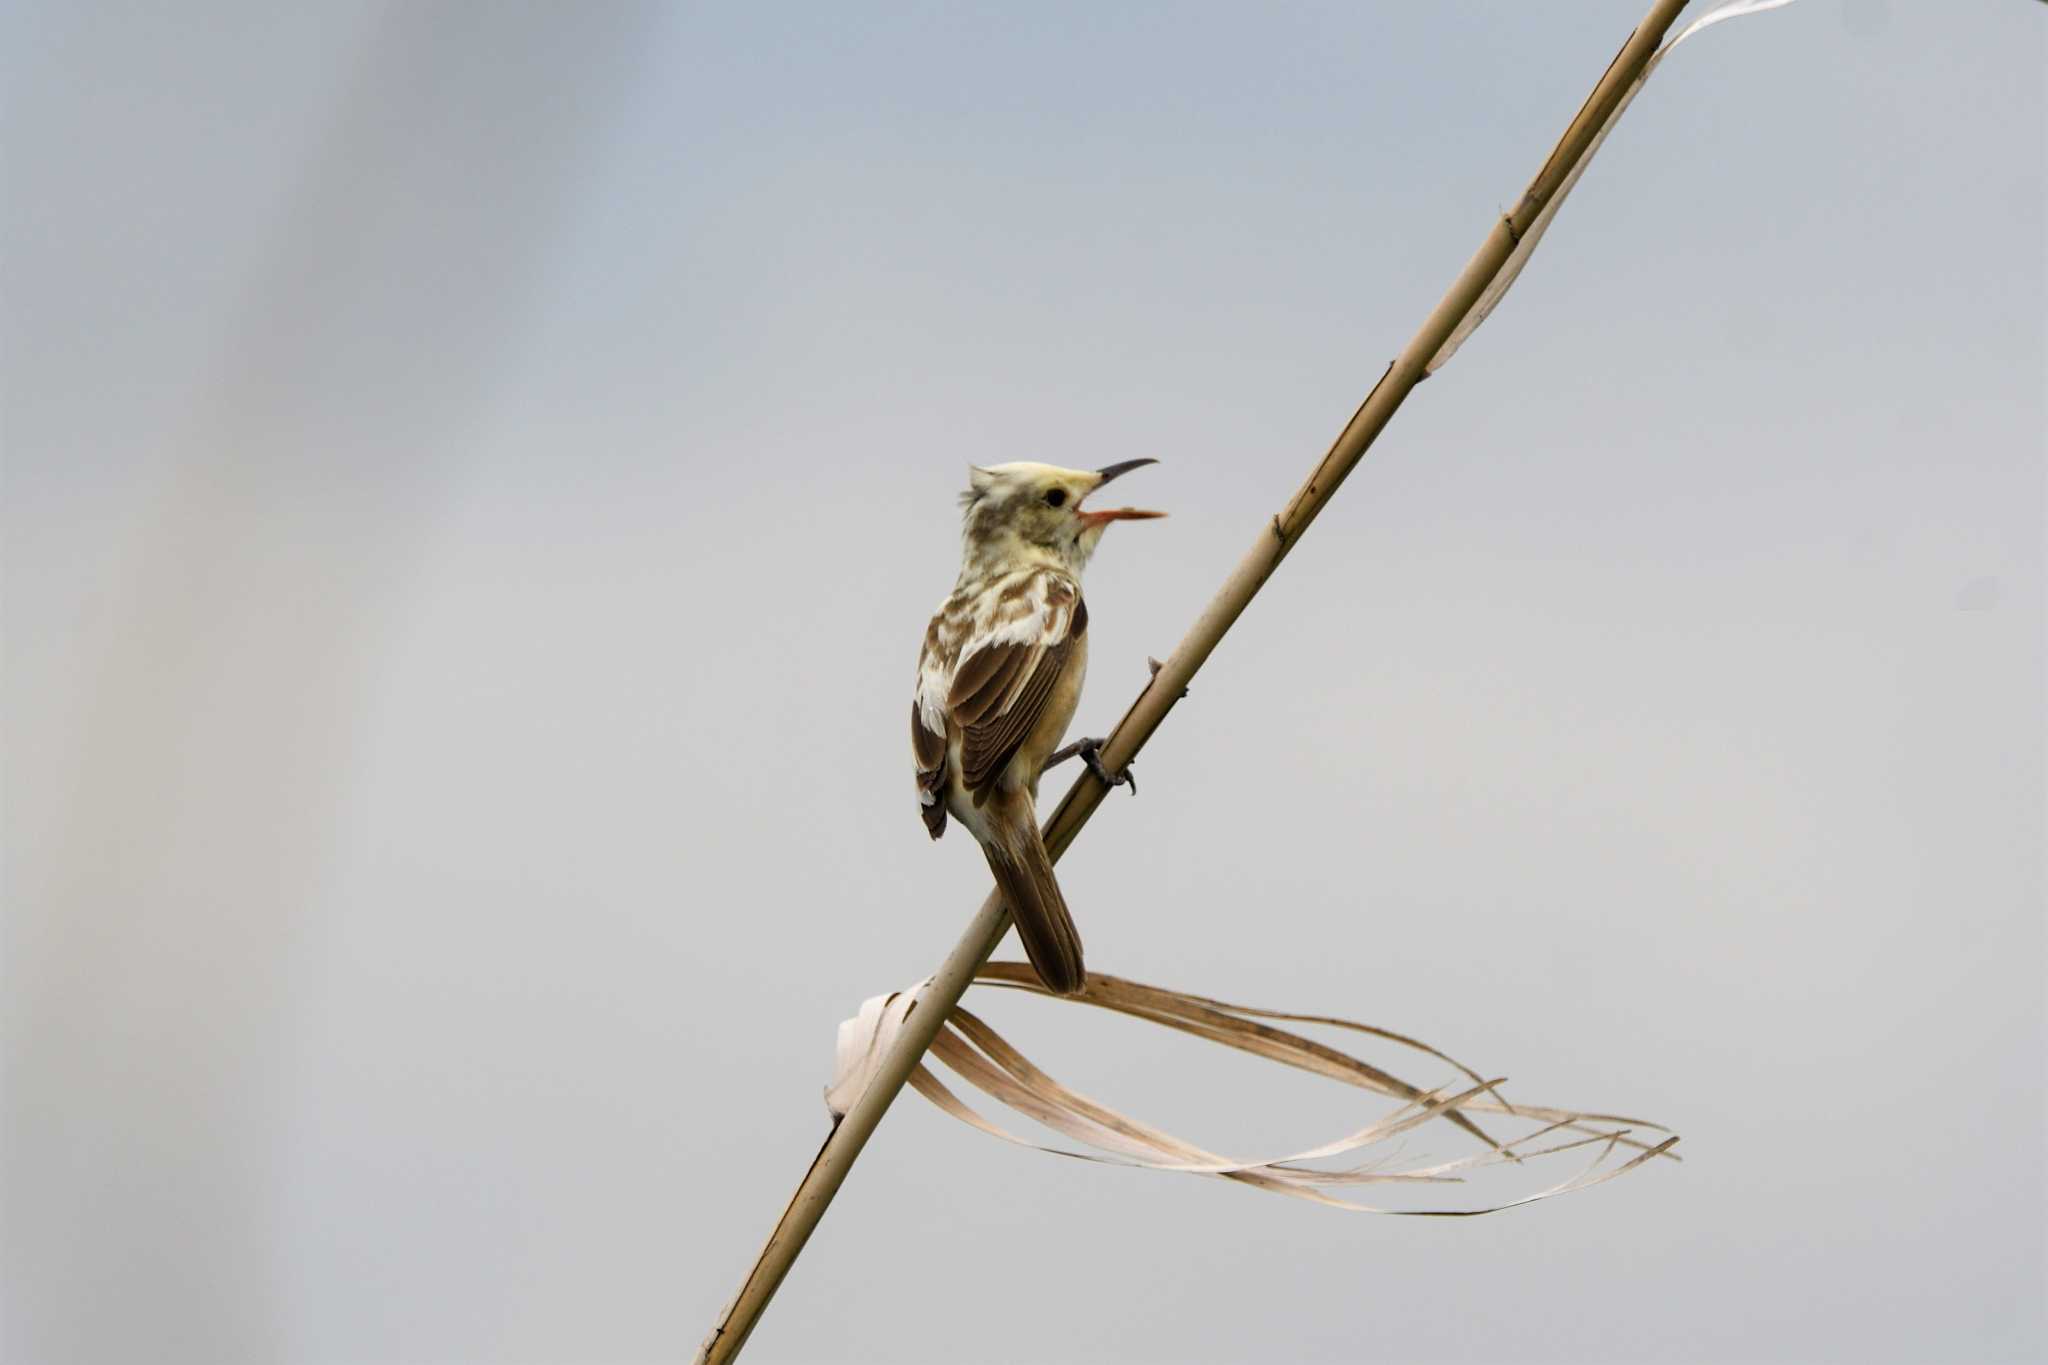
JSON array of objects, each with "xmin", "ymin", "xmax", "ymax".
[{"xmin": 4, "ymin": 2, "xmax": 2042, "ymax": 1362}]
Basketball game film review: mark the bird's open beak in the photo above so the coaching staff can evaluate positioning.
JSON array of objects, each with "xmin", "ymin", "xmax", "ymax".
[{"xmin": 1080, "ymin": 459, "xmax": 1165, "ymax": 525}]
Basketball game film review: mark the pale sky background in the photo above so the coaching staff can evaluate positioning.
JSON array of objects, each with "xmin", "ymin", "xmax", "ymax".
[{"xmin": 4, "ymin": 2, "xmax": 2043, "ymax": 1363}]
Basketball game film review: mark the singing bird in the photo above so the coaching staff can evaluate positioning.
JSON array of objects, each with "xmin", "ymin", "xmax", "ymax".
[{"xmin": 912, "ymin": 460, "xmax": 1163, "ymax": 995}]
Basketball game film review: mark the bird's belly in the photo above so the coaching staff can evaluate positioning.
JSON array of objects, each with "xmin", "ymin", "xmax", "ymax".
[{"xmin": 1026, "ymin": 630, "xmax": 1088, "ymax": 784}]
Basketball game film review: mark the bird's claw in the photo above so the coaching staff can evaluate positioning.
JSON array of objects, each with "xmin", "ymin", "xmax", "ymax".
[
  {"xmin": 1077, "ymin": 738, "xmax": 1136, "ymax": 797},
  {"xmin": 1043, "ymin": 736, "xmax": 1136, "ymax": 795}
]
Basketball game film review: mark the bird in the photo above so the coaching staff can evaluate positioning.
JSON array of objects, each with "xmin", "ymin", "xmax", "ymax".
[{"xmin": 911, "ymin": 459, "xmax": 1163, "ymax": 995}]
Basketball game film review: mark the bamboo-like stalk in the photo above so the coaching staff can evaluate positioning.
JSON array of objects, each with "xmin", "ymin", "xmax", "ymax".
[{"xmin": 695, "ymin": 3, "xmax": 1694, "ymax": 1359}]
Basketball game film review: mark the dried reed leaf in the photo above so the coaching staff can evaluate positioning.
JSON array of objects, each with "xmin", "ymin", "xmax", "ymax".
[
  {"xmin": 828, "ymin": 965, "xmax": 1679, "ymax": 1216},
  {"xmin": 1428, "ymin": 0, "xmax": 1802, "ymax": 373}
]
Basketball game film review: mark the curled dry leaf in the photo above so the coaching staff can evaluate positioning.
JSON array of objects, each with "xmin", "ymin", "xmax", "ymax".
[
  {"xmin": 1427, "ymin": 0, "xmax": 1802, "ymax": 373},
  {"xmin": 828, "ymin": 963, "xmax": 1679, "ymax": 1216}
]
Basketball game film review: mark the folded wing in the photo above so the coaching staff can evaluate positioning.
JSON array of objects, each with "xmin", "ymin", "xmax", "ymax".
[{"xmin": 911, "ymin": 570, "xmax": 1086, "ymax": 830}]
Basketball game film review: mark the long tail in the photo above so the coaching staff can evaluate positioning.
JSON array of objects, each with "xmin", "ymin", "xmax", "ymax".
[{"xmin": 979, "ymin": 797, "xmax": 1085, "ymax": 995}]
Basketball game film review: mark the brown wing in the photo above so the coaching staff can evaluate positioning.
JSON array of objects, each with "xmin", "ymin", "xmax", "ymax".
[
  {"xmin": 911, "ymin": 701, "xmax": 948, "ymax": 839},
  {"xmin": 951, "ymin": 593, "xmax": 1088, "ymax": 802}
]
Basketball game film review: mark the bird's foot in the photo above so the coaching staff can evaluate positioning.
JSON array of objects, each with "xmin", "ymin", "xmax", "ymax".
[
  {"xmin": 1079, "ymin": 738, "xmax": 1135, "ymax": 795},
  {"xmin": 1042, "ymin": 736, "xmax": 1137, "ymax": 796}
]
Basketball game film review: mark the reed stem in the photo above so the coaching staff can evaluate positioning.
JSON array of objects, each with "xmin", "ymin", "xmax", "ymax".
[{"xmin": 694, "ymin": 3, "xmax": 1696, "ymax": 1358}]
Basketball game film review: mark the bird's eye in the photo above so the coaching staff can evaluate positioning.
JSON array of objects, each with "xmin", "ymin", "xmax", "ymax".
[{"xmin": 1044, "ymin": 488, "xmax": 1067, "ymax": 508}]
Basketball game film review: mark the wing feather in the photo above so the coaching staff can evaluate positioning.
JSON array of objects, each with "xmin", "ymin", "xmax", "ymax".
[
  {"xmin": 911, "ymin": 700, "xmax": 948, "ymax": 836},
  {"xmin": 950, "ymin": 642, "xmax": 1031, "ymax": 727},
  {"xmin": 958, "ymin": 641, "xmax": 1069, "ymax": 795},
  {"xmin": 912, "ymin": 567, "xmax": 1086, "ymax": 828},
  {"xmin": 950, "ymin": 571, "xmax": 1084, "ymax": 799}
]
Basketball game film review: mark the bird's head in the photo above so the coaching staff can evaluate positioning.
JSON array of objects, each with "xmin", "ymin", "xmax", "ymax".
[{"xmin": 958, "ymin": 460, "xmax": 1163, "ymax": 575}]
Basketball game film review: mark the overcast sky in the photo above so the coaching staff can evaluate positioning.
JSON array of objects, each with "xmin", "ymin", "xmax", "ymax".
[{"xmin": 5, "ymin": 2, "xmax": 2042, "ymax": 1362}]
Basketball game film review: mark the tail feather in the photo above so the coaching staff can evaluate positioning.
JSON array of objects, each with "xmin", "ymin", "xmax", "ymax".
[{"xmin": 980, "ymin": 810, "xmax": 1085, "ymax": 996}]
